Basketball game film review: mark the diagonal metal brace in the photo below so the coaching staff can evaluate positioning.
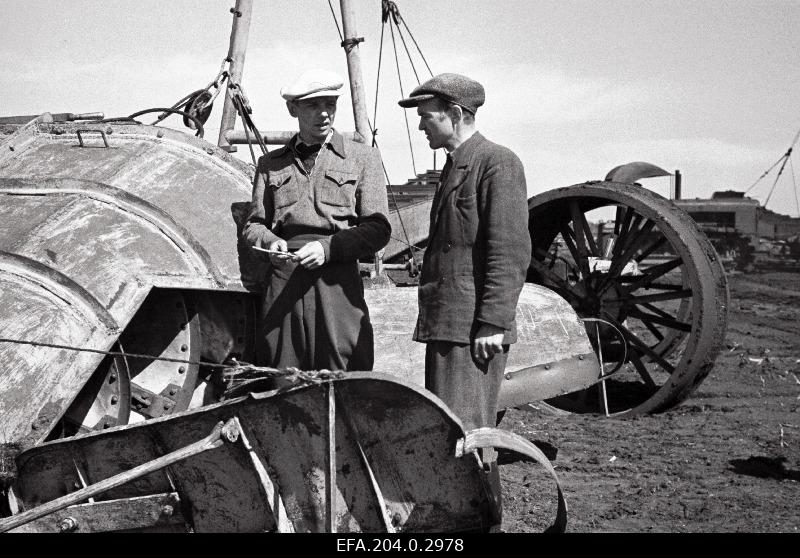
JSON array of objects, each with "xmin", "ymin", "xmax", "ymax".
[{"xmin": 0, "ymin": 419, "xmax": 239, "ymax": 533}]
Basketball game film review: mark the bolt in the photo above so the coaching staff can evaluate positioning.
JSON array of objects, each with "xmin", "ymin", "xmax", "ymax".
[
  {"xmin": 178, "ymin": 366, "xmax": 186, "ymax": 374},
  {"xmin": 31, "ymin": 423, "xmax": 38, "ymax": 430},
  {"xmin": 180, "ymin": 344, "xmax": 188, "ymax": 352},
  {"xmin": 58, "ymin": 517, "xmax": 78, "ymax": 532},
  {"xmin": 111, "ymin": 395, "xmax": 119, "ymax": 404},
  {"xmin": 156, "ymin": 129, "xmax": 164, "ymax": 138},
  {"xmin": 105, "ymin": 127, "xmax": 113, "ymax": 134},
  {"xmin": 504, "ymin": 373, "xmax": 511, "ymax": 380},
  {"xmin": 8, "ymin": 145, "xmax": 14, "ymax": 151},
  {"xmin": 578, "ymin": 355, "xmax": 584, "ymax": 360},
  {"xmin": 109, "ymin": 373, "xmax": 117, "ymax": 383},
  {"xmin": 206, "ymin": 147, "xmax": 214, "ymax": 155},
  {"xmin": 163, "ymin": 403, "xmax": 171, "ymax": 410},
  {"xmin": 169, "ymin": 388, "xmax": 177, "ymax": 396},
  {"xmin": 544, "ymin": 364, "xmax": 551, "ymax": 370},
  {"xmin": 160, "ymin": 505, "xmax": 174, "ymax": 518}
]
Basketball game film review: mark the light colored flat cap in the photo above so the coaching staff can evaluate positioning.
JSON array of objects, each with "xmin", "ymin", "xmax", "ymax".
[{"xmin": 281, "ymin": 69, "xmax": 344, "ymax": 101}]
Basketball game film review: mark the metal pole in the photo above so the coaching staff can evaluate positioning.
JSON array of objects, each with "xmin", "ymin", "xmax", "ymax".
[
  {"xmin": 217, "ymin": 0, "xmax": 254, "ymax": 152},
  {"xmin": 339, "ymin": 0, "xmax": 371, "ymax": 144},
  {"xmin": 674, "ymin": 169, "xmax": 682, "ymax": 200}
]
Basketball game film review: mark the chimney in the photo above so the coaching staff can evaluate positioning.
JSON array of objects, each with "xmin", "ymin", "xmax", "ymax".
[{"xmin": 674, "ymin": 169, "xmax": 681, "ymax": 200}]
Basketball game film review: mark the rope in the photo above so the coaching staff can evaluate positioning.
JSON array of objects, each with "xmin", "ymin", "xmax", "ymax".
[
  {"xmin": 790, "ymin": 155, "xmax": 800, "ymax": 218},
  {"xmin": 394, "ymin": 21, "xmax": 421, "ymax": 84},
  {"xmin": 398, "ymin": 10, "xmax": 434, "ymax": 77},
  {"xmin": 764, "ymin": 147, "xmax": 792, "ymax": 208},
  {"xmin": 229, "ymin": 82, "xmax": 269, "ymax": 162},
  {"xmin": 746, "ymin": 125, "xmax": 800, "ymax": 196},
  {"xmin": 0, "ymin": 336, "xmax": 243, "ymax": 371},
  {"xmin": 327, "ymin": 0, "xmax": 344, "ymax": 42},
  {"xmin": 372, "ymin": 17, "xmax": 387, "ymax": 147},
  {"xmin": 389, "ymin": 21, "xmax": 417, "ymax": 176}
]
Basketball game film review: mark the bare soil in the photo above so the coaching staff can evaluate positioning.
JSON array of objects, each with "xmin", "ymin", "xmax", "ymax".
[{"xmin": 499, "ymin": 270, "xmax": 800, "ymax": 533}]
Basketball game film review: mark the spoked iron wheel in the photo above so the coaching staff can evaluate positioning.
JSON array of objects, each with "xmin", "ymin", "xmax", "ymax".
[{"xmin": 527, "ymin": 181, "xmax": 729, "ymax": 415}]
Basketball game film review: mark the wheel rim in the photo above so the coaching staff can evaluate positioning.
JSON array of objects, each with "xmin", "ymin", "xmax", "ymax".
[
  {"xmin": 528, "ymin": 182, "xmax": 728, "ymax": 415},
  {"xmin": 59, "ymin": 345, "xmax": 131, "ymax": 436}
]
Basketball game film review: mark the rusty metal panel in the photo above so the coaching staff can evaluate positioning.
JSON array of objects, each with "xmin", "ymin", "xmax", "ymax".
[{"xmin": 14, "ymin": 374, "xmax": 494, "ymax": 533}]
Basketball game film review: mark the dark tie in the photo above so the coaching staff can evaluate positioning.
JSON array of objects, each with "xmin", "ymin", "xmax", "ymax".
[{"xmin": 296, "ymin": 142, "xmax": 322, "ymax": 173}]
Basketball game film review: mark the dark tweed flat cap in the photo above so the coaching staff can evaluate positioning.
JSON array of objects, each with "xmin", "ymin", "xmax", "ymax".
[{"xmin": 398, "ymin": 73, "xmax": 485, "ymax": 113}]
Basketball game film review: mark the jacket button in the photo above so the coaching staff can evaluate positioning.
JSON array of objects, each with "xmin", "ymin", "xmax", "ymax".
[
  {"xmin": 443, "ymin": 242, "xmax": 452, "ymax": 252},
  {"xmin": 439, "ymin": 276, "xmax": 446, "ymax": 284}
]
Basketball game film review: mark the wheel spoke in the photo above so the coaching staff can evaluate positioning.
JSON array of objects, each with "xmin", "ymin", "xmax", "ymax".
[
  {"xmin": 607, "ymin": 219, "xmax": 655, "ymax": 279},
  {"xmin": 635, "ymin": 235, "xmax": 668, "ymax": 263},
  {"xmin": 640, "ymin": 318, "xmax": 665, "ymax": 341},
  {"xmin": 558, "ymin": 224, "xmax": 584, "ymax": 274},
  {"xmin": 642, "ymin": 302, "xmax": 685, "ymax": 320},
  {"xmin": 627, "ymin": 307, "xmax": 692, "ymax": 333},
  {"xmin": 610, "ymin": 289, "xmax": 693, "ymax": 305},
  {"xmin": 624, "ymin": 257, "xmax": 683, "ymax": 291},
  {"xmin": 614, "ymin": 205, "xmax": 634, "ymax": 238},
  {"xmin": 570, "ymin": 199, "xmax": 597, "ymax": 258},
  {"xmin": 604, "ymin": 316, "xmax": 676, "ymax": 374},
  {"xmin": 620, "ymin": 281, "xmax": 686, "ymax": 291},
  {"xmin": 628, "ymin": 350, "xmax": 659, "ymax": 390}
]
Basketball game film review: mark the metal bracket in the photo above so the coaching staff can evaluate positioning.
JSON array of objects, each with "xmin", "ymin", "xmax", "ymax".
[{"xmin": 75, "ymin": 129, "xmax": 110, "ymax": 148}]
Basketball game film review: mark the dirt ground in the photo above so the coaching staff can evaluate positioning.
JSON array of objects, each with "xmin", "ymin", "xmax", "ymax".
[{"xmin": 499, "ymin": 270, "xmax": 800, "ymax": 533}]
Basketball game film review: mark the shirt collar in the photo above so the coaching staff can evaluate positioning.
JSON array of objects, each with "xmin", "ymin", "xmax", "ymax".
[{"xmin": 292, "ymin": 129, "xmax": 346, "ymax": 159}]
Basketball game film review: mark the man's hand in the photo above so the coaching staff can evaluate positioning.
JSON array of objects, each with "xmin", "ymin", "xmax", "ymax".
[
  {"xmin": 267, "ymin": 239, "xmax": 293, "ymax": 266},
  {"xmin": 293, "ymin": 240, "xmax": 326, "ymax": 270},
  {"xmin": 472, "ymin": 323, "xmax": 505, "ymax": 365}
]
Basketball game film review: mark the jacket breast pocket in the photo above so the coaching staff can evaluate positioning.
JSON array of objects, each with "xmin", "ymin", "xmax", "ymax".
[
  {"xmin": 268, "ymin": 171, "xmax": 298, "ymax": 209},
  {"xmin": 454, "ymin": 191, "xmax": 477, "ymax": 209},
  {"xmin": 319, "ymin": 169, "xmax": 358, "ymax": 207}
]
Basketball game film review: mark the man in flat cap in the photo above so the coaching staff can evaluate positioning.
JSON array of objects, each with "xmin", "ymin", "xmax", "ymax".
[
  {"xmin": 243, "ymin": 69, "xmax": 391, "ymax": 372},
  {"xmin": 399, "ymin": 73, "xmax": 531, "ymax": 523}
]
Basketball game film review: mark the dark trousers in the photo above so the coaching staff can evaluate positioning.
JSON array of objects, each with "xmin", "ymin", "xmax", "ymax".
[
  {"xmin": 257, "ymin": 260, "xmax": 373, "ymax": 371},
  {"xmin": 424, "ymin": 340, "xmax": 508, "ymax": 526}
]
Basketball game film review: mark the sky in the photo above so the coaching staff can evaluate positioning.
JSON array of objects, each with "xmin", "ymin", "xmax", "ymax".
[{"xmin": 2, "ymin": 0, "xmax": 799, "ymax": 215}]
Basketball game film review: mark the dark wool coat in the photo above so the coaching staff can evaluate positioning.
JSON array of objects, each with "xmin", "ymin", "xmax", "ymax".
[{"xmin": 413, "ymin": 132, "xmax": 531, "ymax": 345}]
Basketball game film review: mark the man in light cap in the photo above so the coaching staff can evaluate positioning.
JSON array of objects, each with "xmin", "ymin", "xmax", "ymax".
[
  {"xmin": 399, "ymin": 73, "xmax": 531, "ymax": 524},
  {"xmin": 243, "ymin": 69, "xmax": 391, "ymax": 372}
]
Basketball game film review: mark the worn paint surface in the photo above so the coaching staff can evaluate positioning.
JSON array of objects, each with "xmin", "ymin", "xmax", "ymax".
[
  {"xmin": 369, "ymin": 283, "xmax": 598, "ymax": 403},
  {"xmin": 0, "ymin": 122, "xmax": 256, "ymax": 444},
  {"xmin": 15, "ymin": 374, "xmax": 496, "ymax": 533}
]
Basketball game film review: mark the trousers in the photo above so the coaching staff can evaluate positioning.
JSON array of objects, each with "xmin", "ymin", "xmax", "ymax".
[
  {"xmin": 424, "ymin": 340, "xmax": 508, "ymax": 526},
  {"xmin": 257, "ymin": 259, "xmax": 373, "ymax": 371}
]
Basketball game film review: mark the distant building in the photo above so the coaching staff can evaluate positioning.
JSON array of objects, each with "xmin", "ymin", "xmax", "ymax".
[
  {"xmin": 387, "ymin": 169, "xmax": 439, "ymax": 210},
  {"xmin": 674, "ymin": 190, "xmax": 800, "ymax": 247}
]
